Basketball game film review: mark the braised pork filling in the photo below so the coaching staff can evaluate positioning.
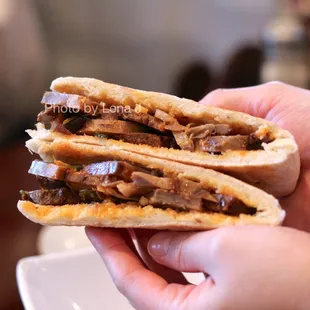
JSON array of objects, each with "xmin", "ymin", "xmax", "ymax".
[
  {"xmin": 20, "ymin": 160, "xmax": 256, "ymax": 216},
  {"xmin": 37, "ymin": 92, "xmax": 273, "ymax": 154}
]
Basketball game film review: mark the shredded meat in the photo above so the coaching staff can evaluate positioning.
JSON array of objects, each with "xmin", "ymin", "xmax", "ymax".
[
  {"xmin": 154, "ymin": 109, "xmax": 184, "ymax": 131},
  {"xmin": 121, "ymin": 109, "xmax": 166, "ymax": 132},
  {"xmin": 131, "ymin": 172, "xmax": 175, "ymax": 190},
  {"xmin": 196, "ymin": 135, "xmax": 249, "ymax": 153},
  {"xmin": 186, "ymin": 124, "xmax": 231, "ymax": 139}
]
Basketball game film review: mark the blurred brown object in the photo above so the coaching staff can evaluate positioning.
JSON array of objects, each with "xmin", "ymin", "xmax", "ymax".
[
  {"xmin": 0, "ymin": 140, "xmax": 41, "ymax": 310},
  {"xmin": 173, "ymin": 61, "xmax": 213, "ymax": 101},
  {"xmin": 220, "ymin": 45, "xmax": 263, "ymax": 89}
]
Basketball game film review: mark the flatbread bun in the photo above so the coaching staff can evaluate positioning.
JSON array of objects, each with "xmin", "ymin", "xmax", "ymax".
[
  {"xmin": 45, "ymin": 77, "xmax": 300, "ymax": 197},
  {"xmin": 18, "ymin": 135, "xmax": 285, "ymax": 229}
]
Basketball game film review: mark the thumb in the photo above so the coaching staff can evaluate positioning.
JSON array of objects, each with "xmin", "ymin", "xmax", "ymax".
[{"xmin": 147, "ymin": 231, "xmax": 220, "ymax": 274}]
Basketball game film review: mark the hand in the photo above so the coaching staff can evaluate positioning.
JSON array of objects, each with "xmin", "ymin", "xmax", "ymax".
[
  {"xmin": 86, "ymin": 226, "xmax": 310, "ymax": 310},
  {"xmin": 200, "ymin": 82, "xmax": 310, "ymax": 232}
]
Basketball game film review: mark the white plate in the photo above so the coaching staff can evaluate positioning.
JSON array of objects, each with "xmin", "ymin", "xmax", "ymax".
[
  {"xmin": 17, "ymin": 248, "xmax": 134, "ymax": 310},
  {"xmin": 37, "ymin": 226, "xmax": 92, "ymax": 254}
]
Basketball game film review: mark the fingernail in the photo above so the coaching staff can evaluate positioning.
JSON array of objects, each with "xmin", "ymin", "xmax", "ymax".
[{"xmin": 148, "ymin": 233, "xmax": 169, "ymax": 257}]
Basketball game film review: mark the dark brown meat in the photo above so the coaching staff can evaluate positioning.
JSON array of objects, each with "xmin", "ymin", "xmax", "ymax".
[
  {"xmin": 41, "ymin": 92, "xmax": 100, "ymax": 115},
  {"xmin": 247, "ymin": 134, "xmax": 264, "ymax": 150},
  {"xmin": 149, "ymin": 189, "xmax": 202, "ymax": 211},
  {"xmin": 114, "ymin": 133, "xmax": 174, "ymax": 148},
  {"xmin": 28, "ymin": 160, "xmax": 68, "ymax": 180},
  {"xmin": 121, "ymin": 109, "xmax": 166, "ymax": 132},
  {"xmin": 20, "ymin": 188, "xmax": 80, "ymax": 205},
  {"xmin": 82, "ymin": 161, "xmax": 144, "ymax": 181},
  {"xmin": 78, "ymin": 119, "xmax": 145, "ymax": 135},
  {"xmin": 197, "ymin": 135, "xmax": 249, "ymax": 153},
  {"xmin": 78, "ymin": 190, "xmax": 103, "ymax": 203},
  {"xmin": 131, "ymin": 172, "xmax": 175, "ymax": 190},
  {"xmin": 63, "ymin": 116, "xmax": 89, "ymax": 133},
  {"xmin": 204, "ymin": 194, "xmax": 256, "ymax": 215},
  {"xmin": 36, "ymin": 176, "xmax": 66, "ymax": 189}
]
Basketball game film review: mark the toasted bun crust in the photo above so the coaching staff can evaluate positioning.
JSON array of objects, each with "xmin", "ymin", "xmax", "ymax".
[
  {"xmin": 19, "ymin": 134, "xmax": 285, "ymax": 229},
  {"xmin": 48, "ymin": 77, "xmax": 300, "ymax": 197}
]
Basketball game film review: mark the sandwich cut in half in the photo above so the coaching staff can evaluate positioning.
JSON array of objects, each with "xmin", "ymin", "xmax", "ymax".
[
  {"xmin": 33, "ymin": 77, "xmax": 300, "ymax": 197},
  {"xmin": 17, "ymin": 136, "xmax": 285, "ymax": 229}
]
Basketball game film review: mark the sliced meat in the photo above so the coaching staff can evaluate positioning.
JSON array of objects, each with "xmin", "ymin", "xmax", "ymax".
[
  {"xmin": 82, "ymin": 161, "xmax": 146, "ymax": 181},
  {"xmin": 186, "ymin": 124, "xmax": 231, "ymax": 139},
  {"xmin": 197, "ymin": 135, "xmax": 249, "ymax": 153},
  {"xmin": 29, "ymin": 160, "xmax": 68, "ymax": 180},
  {"xmin": 65, "ymin": 171, "xmax": 101, "ymax": 189},
  {"xmin": 177, "ymin": 179, "xmax": 207, "ymax": 198},
  {"xmin": 131, "ymin": 172, "xmax": 175, "ymax": 190},
  {"xmin": 78, "ymin": 119, "xmax": 145, "ymax": 135},
  {"xmin": 116, "ymin": 182, "xmax": 152, "ymax": 197},
  {"xmin": 154, "ymin": 109, "xmax": 184, "ymax": 131},
  {"xmin": 173, "ymin": 132, "xmax": 194, "ymax": 151},
  {"xmin": 120, "ymin": 109, "xmax": 166, "ymax": 132},
  {"xmin": 20, "ymin": 188, "xmax": 80, "ymax": 205},
  {"xmin": 114, "ymin": 133, "xmax": 174, "ymax": 148},
  {"xmin": 101, "ymin": 109, "xmax": 119, "ymax": 120},
  {"xmin": 149, "ymin": 189, "xmax": 202, "ymax": 211},
  {"xmin": 41, "ymin": 92, "xmax": 100, "ymax": 114},
  {"xmin": 36, "ymin": 176, "xmax": 66, "ymax": 189}
]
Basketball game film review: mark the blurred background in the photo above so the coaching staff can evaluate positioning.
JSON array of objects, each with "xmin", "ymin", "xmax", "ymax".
[{"xmin": 2, "ymin": 0, "xmax": 310, "ymax": 308}]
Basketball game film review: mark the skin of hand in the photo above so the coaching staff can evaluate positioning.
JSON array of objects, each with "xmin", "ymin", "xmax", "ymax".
[
  {"xmin": 86, "ymin": 226, "xmax": 310, "ymax": 310},
  {"xmin": 86, "ymin": 82, "xmax": 310, "ymax": 310}
]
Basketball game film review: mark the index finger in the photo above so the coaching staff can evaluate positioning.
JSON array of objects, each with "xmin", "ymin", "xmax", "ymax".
[{"xmin": 86, "ymin": 227, "xmax": 168, "ymax": 309}]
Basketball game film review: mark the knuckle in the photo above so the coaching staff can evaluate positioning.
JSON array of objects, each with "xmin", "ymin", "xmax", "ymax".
[
  {"xmin": 114, "ymin": 269, "xmax": 137, "ymax": 296},
  {"xmin": 264, "ymin": 80, "xmax": 287, "ymax": 91},
  {"xmin": 168, "ymin": 234, "xmax": 192, "ymax": 270},
  {"xmin": 156, "ymin": 285, "xmax": 185, "ymax": 310},
  {"xmin": 207, "ymin": 88, "xmax": 225, "ymax": 100}
]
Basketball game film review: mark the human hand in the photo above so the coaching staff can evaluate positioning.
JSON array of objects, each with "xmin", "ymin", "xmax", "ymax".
[
  {"xmin": 200, "ymin": 82, "xmax": 310, "ymax": 231},
  {"xmin": 86, "ymin": 226, "xmax": 310, "ymax": 310}
]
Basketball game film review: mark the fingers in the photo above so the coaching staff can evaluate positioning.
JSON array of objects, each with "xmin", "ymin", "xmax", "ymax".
[
  {"xmin": 86, "ymin": 227, "xmax": 168, "ymax": 309},
  {"xmin": 148, "ymin": 231, "xmax": 219, "ymax": 274},
  {"xmin": 132, "ymin": 229, "xmax": 189, "ymax": 285},
  {"xmin": 200, "ymin": 82, "xmax": 295, "ymax": 120},
  {"xmin": 86, "ymin": 227, "xmax": 208, "ymax": 310}
]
